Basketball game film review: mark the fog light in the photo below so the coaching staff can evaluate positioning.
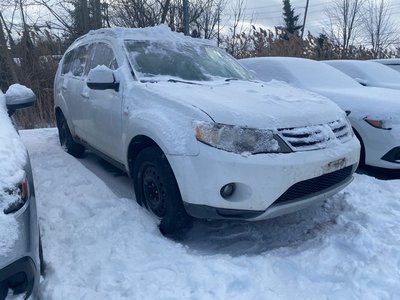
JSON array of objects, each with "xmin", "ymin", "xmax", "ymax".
[{"xmin": 220, "ymin": 183, "xmax": 236, "ymax": 199}]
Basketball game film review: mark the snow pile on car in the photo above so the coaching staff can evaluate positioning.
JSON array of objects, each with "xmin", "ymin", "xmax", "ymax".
[
  {"xmin": 0, "ymin": 93, "xmax": 26, "ymax": 255},
  {"xmin": 5, "ymin": 83, "xmax": 36, "ymax": 100}
]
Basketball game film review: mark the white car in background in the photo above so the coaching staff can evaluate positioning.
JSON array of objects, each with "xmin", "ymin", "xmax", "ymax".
[
  {"xmin": 373, "ymin": 58, "xmax": 400, "ymax": 73},
  {"xmin": 324, "ymin": 60, "xmax": 400, "ymax": 90},
  {"xmin": 240, "ymin": 57, "xmax": 400, "ymax": 169},
  {"xmin": 54, "ymin": 25, "xmax": 360, "ymax": 235}
]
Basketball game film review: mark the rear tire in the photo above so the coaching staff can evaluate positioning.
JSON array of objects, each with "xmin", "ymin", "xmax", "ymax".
[
  {"xmin": 56, "ymin": 113, "xmax": 85, "ymax": 157},
  {"xmin": 133, "ymin": 147, "xmax": 192, "ymax": 235}
]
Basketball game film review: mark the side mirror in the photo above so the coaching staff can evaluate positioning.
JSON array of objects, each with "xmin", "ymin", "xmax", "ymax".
[
  {"xmin": 5, "ymin": 84, "xmax": 36, "ymax": 116},
  {"xmin": 355, "ymin": 78, "xmax": 368, "ymax": 86},
  {"xmin": 87, "ymin": 66, "xmax": 119, "ymax": 92}
]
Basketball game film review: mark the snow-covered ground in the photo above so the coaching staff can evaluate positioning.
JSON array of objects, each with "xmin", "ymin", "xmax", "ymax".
[{"xmin": 21, "ymin": 128, "xmax": 400, "ymax": 299}]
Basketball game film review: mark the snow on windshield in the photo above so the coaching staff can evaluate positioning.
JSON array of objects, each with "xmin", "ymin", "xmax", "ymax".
[
  {"xmin": 241, "ymin": 57, "xmax": 360, "ymax": 89},
  {"xmin": 125, "ymin": 40, "xmax": 252, "ymax": 82},
  {"xmin": 0, "ymin": 92, "xmax": 26, "ymax": 255},
  {"xmin": 326, "ymin": 61, "xmax": 400, "ymax": 86}
]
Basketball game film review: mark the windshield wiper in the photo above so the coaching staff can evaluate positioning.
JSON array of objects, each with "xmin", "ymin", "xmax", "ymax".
[
  {"xmin": 225, "ymin": 78, "xmax": 239, "ymax": 82},
  {"xmin": 168, "ymin": 79, "xmax": 200, "ymax": 85}
]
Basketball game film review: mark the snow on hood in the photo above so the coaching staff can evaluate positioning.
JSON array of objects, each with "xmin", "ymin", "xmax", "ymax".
[
  {"xmin": 0, "ymin": 92, "xmax": 26, "ymax": 256},
  {"xmin": 324, "ymin": 60, "xmax": 400, "ymax": 88},
  {"xmin": 312, "ymin": 86, "xmax": 400, "ymax": 121},
  {"xmin": 144, "ymin": 80, "xmax": 345, "ymax": 129}
]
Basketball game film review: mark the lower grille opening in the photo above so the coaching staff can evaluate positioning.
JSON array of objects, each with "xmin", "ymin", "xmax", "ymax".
[{"xmin": 274, "ymin": 165, "xmax": 354, "ymax": 205}]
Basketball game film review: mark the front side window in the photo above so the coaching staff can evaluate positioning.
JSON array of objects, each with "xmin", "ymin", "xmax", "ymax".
[
  {"xmin": 88, "ymin": 43, "xmax": 118, "ymax": 72},
  {"xmin": 124, "ymin": 40, "xmax": 252, "ymax": 82}
]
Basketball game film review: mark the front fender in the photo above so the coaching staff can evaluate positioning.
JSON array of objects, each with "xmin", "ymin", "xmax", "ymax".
[{"xmin": 123, "ymin": 110, "xmax": 201, "ymax": 160}]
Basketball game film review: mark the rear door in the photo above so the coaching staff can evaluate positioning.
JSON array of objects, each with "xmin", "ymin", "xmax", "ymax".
[{"xmin": 59, "ymin": 44, "xmax": 92, "ymax": 139}]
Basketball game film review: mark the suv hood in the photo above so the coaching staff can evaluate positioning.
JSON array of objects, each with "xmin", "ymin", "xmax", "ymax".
[{"xmin": 145, "ymin": 80, "xmax": 345, "ymax": 129}]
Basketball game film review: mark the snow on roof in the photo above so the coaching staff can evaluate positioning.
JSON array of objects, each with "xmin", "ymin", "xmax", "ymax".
[
  {"xmin": 325, "ymin": 60, "xmax": 400, "ymax": 86},
  {"xmin": 77, "ymin": 24, "xmax": 213, "ymax": 45}
]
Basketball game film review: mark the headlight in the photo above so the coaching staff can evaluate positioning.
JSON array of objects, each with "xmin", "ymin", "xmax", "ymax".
[
  {"xmin": 194, "ymin": 121, "xmax": 291, "ymax": 154},
  {"xmin": 364, "ymin": 118, "xmax": 392, "ymax": 130},
  {"xmin": 2, "ymin": 176, "xmax": 28, "ymax": 214}
]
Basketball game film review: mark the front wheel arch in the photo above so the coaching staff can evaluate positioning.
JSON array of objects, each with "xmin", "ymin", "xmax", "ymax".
[{"xmin": 353, "ymin": 128, "xmax": 365, "ymax": 166}]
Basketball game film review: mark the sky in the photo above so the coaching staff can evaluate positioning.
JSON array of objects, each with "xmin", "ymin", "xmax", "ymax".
[{"xmin": 223, "ymin": 0, "xmax": 400, "ymax": 37}]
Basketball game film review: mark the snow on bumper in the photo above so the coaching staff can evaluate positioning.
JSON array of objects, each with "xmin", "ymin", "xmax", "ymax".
[
  {"xmin": 363, "ymin": 125, "xmax": 400, "ymax": 169},
  {"xmin": 167, "ymin": 137, "xmax": 360, "ymax": 220}
]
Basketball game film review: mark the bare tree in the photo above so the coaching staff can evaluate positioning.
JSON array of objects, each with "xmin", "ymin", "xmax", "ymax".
[
  {"xmin": 109, "ymin": 0, "xmax": 225, "ymax": 39},
  {"xmin": 223, "ymin": 0, "xmax": 254, "ymax": 57},
  {"xmin": 325, "ymin": 0, "xmax": 366, "ymax": 55},
  {"xmin": 190, "ymin": 0, "xmax": 227, "ymax": 40},
  {"xmin": 362, "ymin": 0, "xmax": 399, "ymax": 58}
]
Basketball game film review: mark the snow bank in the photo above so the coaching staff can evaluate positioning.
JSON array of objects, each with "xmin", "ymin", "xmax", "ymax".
[
  {"xmin": 22, "ymin": 128, "xmax": 400, "ymax": 299},
  {"xmin": 0, "ymin": 92, "xmax": 26, "ymax": 256}
]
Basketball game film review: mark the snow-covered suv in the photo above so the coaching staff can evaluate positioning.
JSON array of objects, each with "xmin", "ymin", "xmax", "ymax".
[{"xmin": 54, "ymin": 25, "xmax": 360, "ymax": 234}]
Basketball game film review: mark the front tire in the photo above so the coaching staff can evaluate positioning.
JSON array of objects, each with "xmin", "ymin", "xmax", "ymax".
[
  {"xmin": 133, "ymin": 147, "xmax": 192, "ymax": 235},
  {"xmin": 56, "ymin": 113, "xmax": 85, "ymax": 157}
]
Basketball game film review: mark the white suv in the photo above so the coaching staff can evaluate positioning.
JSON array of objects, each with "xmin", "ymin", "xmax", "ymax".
[{"xmin": 54, "ymin": 25, "xmax": 360, "ymax": 235}]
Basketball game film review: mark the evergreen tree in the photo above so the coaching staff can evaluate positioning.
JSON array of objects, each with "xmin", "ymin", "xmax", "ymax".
[{"xmin": 282, "ymin": 0, "xmax": 302, "ymax": 35}]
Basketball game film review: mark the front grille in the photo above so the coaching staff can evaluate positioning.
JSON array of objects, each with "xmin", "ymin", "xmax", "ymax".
[
  {"xmin": 273, "ymin": 165, "xmax": 354, "ymax": 205},
  {"xmin": 329, "ymin": 119, "xmax": 353, "ymax": 143},
  {"xmin": 278, "ymin": 118, "xmax": 352, "ymax": 152}
]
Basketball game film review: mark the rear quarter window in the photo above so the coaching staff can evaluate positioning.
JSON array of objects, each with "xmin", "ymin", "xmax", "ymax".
[{"xmin": 61, "ymin": 44, "xmax": 91, "ymax": 77}]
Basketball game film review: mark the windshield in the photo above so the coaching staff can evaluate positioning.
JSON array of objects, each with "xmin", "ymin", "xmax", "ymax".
[
  {"xmin": 329, "ymin": 61, "xmax": 400, "ymax": 86},
  {"xmin": 125, "ymin": 40, "xmax": 252, "ymax": 82},
  {"xmin": 363, "ymin": 63, "xmax": 400, "ymax": 84},
  {"xmin": 285, "ymin": 59, "xmax": 360, "ymax": 90},
  {"xmin": 388, "ymin": 65, "xmax": 400, "ymax": 72}
]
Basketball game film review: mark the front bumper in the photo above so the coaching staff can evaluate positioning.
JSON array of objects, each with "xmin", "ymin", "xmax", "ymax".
[
  {"xmin": 167, "ymin": 136, "xmax": 360, "ymax": 220},
  {"xmin": 361, "ymin": 125, "xmax": 400, "ymax": 169}
]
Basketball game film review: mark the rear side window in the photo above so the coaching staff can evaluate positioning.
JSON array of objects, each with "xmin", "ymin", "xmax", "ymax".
[
  {"xmin": 88, "ymin": 43, "xmax": 118, "ymax": 72},
  {"xmin": 61, "ymin": 44, "xmax": 91, "ymax": 77}
]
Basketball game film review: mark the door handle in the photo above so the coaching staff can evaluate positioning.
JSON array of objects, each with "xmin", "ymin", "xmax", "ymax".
[{"xmin": 81, "ymin": 93, "xmax": 90, "ymax": 100}]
